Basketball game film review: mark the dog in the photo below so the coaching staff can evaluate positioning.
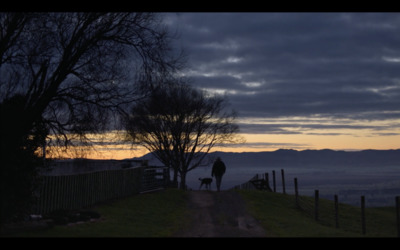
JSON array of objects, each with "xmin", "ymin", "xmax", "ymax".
[{"xmin": 199, "ymin": 178, "xmax": 213, "ymax": 190}]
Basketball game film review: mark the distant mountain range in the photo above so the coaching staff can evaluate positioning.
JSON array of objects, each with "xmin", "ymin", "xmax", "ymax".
[{"xmin": 135, "ymin": 149, "xmax": 400, "ymax": 168}]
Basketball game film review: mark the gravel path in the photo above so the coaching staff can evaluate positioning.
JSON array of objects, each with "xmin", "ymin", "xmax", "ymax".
[{"xmin": 173, "ymin": 190, "xmax": 267, "ymax": 237}]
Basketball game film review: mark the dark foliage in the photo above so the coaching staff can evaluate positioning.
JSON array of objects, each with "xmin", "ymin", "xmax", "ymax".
[
  {"xmin": 0, "ymin": 95, "xmax": 47, "ymax": 224},
  {"xmin": 0, "ymin": 12, "xmax": 182, "ymax": 224}
]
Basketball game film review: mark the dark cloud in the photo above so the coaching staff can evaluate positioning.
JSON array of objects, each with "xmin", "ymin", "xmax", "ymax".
[
  {"xmin": 236, "ymin": 123, "xmax": 302, "ymax": 135},
  {"xmin": 237, "ymin": 121, "xmax": 396, "ymax": 135},
  {"xmin": 217, "ymin": 142, "xmax": 310, "ymax": 150},
  {"xmin": 165, "ymin": 12, "xmax": 400, "ymax": 135}
]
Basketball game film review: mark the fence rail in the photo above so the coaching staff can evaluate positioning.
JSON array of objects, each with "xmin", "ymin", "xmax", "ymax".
[
  {"xmin": 233, "ymin": 174, "xmax": 262, "ymax": 190},
  {"xmin": 32, "ymin": 166, "xmax": 169, "ymax": 215},
  {"xmin": 234, "ymin": 168, "xmax": 400, "ymax": 237},
  {"xmin": 140, "ymin": 166, "xmax": 170, "ymax": 193}
]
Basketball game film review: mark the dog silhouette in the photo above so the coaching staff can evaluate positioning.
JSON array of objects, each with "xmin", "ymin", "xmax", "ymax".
[{"xmin": 199, "ymin": 178, "xmax": 213, "ymax": 190}]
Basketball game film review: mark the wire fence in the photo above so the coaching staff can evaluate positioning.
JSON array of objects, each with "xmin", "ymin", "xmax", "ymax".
[{"xmin": 234, "ymin": 169, "xmax": 400, "ymax": 237}]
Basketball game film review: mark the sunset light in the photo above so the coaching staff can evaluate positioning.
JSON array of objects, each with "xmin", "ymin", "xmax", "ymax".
[{"xmin": 3, "ymin": 13, "xmax": 400, "ymax": 235}]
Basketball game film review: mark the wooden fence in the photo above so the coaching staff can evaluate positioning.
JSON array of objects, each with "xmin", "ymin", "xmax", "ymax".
[
  {"xmin": 32, "ymin": 166, "xmax": 169, "ymax": 215},
  {"xmin": 234, "ymin": 169, "xmax": 400, "ymax": 237}
]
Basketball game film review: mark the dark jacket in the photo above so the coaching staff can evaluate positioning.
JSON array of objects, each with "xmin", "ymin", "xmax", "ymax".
[{"xmin": 212, "ymin": 159, "xmax": 226, "ymax": 177}]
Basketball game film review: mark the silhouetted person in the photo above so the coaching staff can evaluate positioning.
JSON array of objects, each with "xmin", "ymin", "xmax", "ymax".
[{"xmin": 212, "ymin": 157, "xmax": 226, "ymax": 191}]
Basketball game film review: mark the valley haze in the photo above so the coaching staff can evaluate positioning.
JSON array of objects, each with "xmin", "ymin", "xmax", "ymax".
[
  {"xmin": 47, "ymin": 149, "xmax": 400, "ymax": 207},
  {"xmin": 135, "ymin": 149, "xmax": 400, "ymax": 207}
]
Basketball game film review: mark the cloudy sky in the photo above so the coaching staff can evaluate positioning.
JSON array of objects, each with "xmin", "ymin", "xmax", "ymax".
[
  {"xmin": 75, "ymin": 12, "xmax": 400, "ymax": 159},
  {"xmin": 144, "ymin": 12, "xmax": 400, "ymax": 153}
]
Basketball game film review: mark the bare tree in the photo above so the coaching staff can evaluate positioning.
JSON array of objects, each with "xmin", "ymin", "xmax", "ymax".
[
  {"xmin": 0, "ymin": 13, "xmax": 183, "ymax": 151},
  {"xmin": 124, "ymin": 80, "xmax": 240, "ymax": 189},
  {"xmin": 0, "ymin": 12, "xmax": 183, "ymax": 223}
]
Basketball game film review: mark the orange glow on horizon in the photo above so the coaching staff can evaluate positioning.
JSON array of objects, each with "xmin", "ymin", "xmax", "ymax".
[
  {"xmin": 42, "ymin": 116, "xmax": 400, "ymax": 160},
  {"xmin": 44, "ymin": 131, "xmax": 400, "ymax": 160}
]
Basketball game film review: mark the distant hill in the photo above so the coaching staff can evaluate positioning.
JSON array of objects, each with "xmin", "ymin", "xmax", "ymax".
[{"xmin": 134, "ymin": 149, "xmax": 400, "ymax": 168}]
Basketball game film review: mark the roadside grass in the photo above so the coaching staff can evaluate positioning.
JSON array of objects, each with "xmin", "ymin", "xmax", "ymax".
[
  {"xmin": 4, "ymin": 188, "xmax": 398, "ymax": 237},
  {"xmin": 237, "ymin": 189, "xmax": 398, "ymax": 237},
  {"xmin": 7, "ymin": 188, "xmax": 190, "ymax": 237}
]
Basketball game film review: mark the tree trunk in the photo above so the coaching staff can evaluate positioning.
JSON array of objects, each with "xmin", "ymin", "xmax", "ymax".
[
  {"xmin": 179, "ymin": 171, "xmax": 187, "ymax": 190},
  {"xmin": 172, "ymin": 168, "xmax": 178, "ymax": 188}
]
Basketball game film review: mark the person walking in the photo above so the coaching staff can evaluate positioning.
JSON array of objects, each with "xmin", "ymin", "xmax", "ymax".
[{"xmin": 212, "ymin": 157, "xmax": 226, "ymax": 191}]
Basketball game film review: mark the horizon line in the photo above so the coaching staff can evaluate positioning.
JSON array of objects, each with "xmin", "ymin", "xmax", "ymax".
[{"xmin": 48, "ymin": 147, "xmax": 400, "ymax": 161}]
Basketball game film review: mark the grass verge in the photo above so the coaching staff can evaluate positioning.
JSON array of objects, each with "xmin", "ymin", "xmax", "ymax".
[
  {"xmin": 237, "ymin": 189, "xmax": 398, "ymax": 237},
  {"xmin": 3, "ymin": 188, "xmax": 398, "ymax": 237},
  {"xmin": 4, "ymin": 188, "xmax": 190, "ymax": 237}
]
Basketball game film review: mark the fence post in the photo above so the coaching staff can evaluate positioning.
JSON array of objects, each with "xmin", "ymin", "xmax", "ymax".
[
  {"xmin": 294, "ymin": 178, "xmax": 299, "ymax": 208},
  {"xmin": 264, "ymin": 172, "xmax": 269, "ymax": 187},
  {"xmin": 49, "ymin": 176, "xmax": 56, "ymax": 213},
  {"xmin": 272, "ymin": 170, "xmax": 276, "ymax": 192},
  {"xmin": 334, "ymin": 194, "xmax": 339, "ymax": 228},
  {"xmin": 315, "ymin": 190, "xmax": 319, "ymax": 221},
  {"xmin": 361, "ymin": 196, "xmax": 366, "ymax": 235},
  {"xmin": 281, "ymin": 169, "xmax": 286, "ymax": 194},
  {"xmin": 396, "ymin": 196, "xmax": 400, "ymax": 238}
]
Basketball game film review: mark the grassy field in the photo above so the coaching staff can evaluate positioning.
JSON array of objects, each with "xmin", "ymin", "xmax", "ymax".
[
  {"xmin": 237, "ymin": 189, "xmax": 398, "ymax": 237},
  {"xmin": 2, "ymin": 188, "xmax": 398, "ymax": 237},
  {"xmin": 3, "ymin": 189, "xmax": 191, "ymax": 237}
]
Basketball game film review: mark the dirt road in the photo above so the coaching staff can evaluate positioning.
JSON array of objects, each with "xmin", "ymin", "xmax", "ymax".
[{"xmin": 173, "ymin": 190, "xmax": 267, "ymax": 237}]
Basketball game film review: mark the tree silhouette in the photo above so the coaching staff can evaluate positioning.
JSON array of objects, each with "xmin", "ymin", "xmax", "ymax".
[
  {"xmin": 124, "ymin": 80, "xmax": 240, "ymax": 189},
  {"xmin": 0, "ymin": 13, "xmax": 183, "ymax": 223}
]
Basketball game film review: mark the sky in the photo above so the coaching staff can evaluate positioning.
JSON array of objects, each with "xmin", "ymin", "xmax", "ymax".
[{"xmin": 72, "ymin": 12, "xmax": 400, "ymax": 159}]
